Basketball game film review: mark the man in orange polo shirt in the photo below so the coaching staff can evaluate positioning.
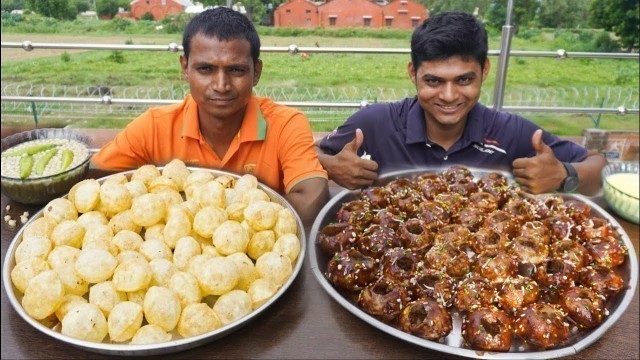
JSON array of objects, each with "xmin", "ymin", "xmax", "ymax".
[{"xmin": 93, "ymin": 7, "xmax": 329, "ymax": 223}]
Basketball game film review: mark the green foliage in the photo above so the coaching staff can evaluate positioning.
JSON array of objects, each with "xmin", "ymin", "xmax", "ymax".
[
  {"xmin": 60, "ymin": 51, "xmax": 71, "ymax": 62},
  {"xmin": 96, "ymin": 0, "xmax": 119, "ymax": 18},
  {"xmin": 485, "ymin": 0, "xmax": 539, "ymax": 32},
  {"xmin": 592, "ymin": 31, "xmax": 620, "ymax": 52},
  {"xmin": 1, "ymin": 0, "xmax": 24, "ymax": 12},
  {"xmin": 1, "ymin": 12, "xmax": 23, "ymax": 26},
  {"xmin": 421, "ymin": 0, "xmax": 492, "ymax": 20},
  {"xmin": 160, "ymin": 13, "xmax": 194, "ymax": 33},
  {"xmin": 108, "ymin": 50, "xmax": 126, "ymax": 64},
  {"xmin": 140, "ymin": 12, "xmax": 154, "ymax": 21},
  {"xmin": 25, "ymin": 0, "xmax": 76, "ymax": 20},
  {"xmin": 537, "ymin": 0, "xmax": 592, "ymax": 29},
  {"xmin": 590, "ymin": 0, "xmax": 639, "ymax": 51}
]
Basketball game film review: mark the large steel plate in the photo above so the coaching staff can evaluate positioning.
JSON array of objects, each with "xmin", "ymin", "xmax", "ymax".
[
  {"xmin": 2, "ymin": 167, "xmax": 306, "ymax": 356},
  {"xmin": 309, "ymin": 167, "xmax": 638, "ymax": 359}
]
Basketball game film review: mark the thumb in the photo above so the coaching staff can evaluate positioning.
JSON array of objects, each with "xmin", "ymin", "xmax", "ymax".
[
  {"xmin": 531, "ymin": 129, "xmax": 551, "ymax": 155},
  {"xmin": 344, "ymin": 128, "xmax": 364, "ymax": 153}
]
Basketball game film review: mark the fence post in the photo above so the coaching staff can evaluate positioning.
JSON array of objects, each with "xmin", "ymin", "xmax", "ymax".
[{"xmin": 492, "ymin": 0, "xmax": 515, "ymax": 111}]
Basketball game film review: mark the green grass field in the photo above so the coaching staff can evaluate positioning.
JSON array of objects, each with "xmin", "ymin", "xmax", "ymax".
[{"xmin": 1, "ymin": 29, "xmax": 638, "ymax": 136}]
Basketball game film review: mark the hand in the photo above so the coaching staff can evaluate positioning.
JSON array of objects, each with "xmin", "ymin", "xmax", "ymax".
[
  {"xmin": 320, "ymin": 129, "xmax": 378, "ymax": 190},
  {"xmin": 512, "ymin": 129, "xmax": 566, "ymax": 194}
]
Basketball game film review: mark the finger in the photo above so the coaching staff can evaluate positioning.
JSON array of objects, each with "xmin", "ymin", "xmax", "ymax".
[
  {"xmin": 355, "ymin": 167, "xmax": 378, "ymax": 181},
  {"xmin": 343, "ymin": 128, "xmax": 364, "ymax": 154},
  {"xmin": 531, "ymin": 129, "xmax": 552, "ymax": 155},
  {"xmin": 511, "ymin": 168, "xmax": 532, "ymax": 180},
  {"xmin": 350, "ymin": 177, "xmax": 376, "ymax": 188},
  {"xmin": 360, "ymin": 159, "xmax": 379, "ymax": 172},
  {"xmin": 512, "ymin": 157, "xmax": 530, "ymax": 169}
]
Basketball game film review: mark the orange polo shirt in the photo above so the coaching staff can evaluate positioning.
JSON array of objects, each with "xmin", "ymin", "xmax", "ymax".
[{"xmin": 92, "ymin": 95, "xmax": 327, "ymax": 194}]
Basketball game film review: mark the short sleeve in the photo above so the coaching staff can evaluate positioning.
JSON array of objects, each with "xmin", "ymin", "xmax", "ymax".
[{"xmin": 92, "ymin": 111, "xmax": 154, "ymax": 170}]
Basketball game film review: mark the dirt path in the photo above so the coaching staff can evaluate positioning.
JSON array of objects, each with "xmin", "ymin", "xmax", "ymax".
[{"xmin": 1, "ymin": 34, "xmax": 181, "ymax": 61}]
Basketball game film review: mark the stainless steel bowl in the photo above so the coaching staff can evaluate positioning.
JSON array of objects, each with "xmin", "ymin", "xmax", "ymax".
[
  {"xmin": 310, "ymin": 168, "xmax": 638, "ymax": 359},
  {"xmin": 2, "ymin": 167, "xmax": 306, "ymax": 356},
  {"xmin": 1, "ymin": 128, "xmax": 92, "ymax": 204}
]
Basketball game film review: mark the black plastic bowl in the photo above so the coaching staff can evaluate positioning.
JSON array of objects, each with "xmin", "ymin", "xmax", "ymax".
[{"xmin": 1, "ymin": 128, "xmax": 92, "ymax": 205}]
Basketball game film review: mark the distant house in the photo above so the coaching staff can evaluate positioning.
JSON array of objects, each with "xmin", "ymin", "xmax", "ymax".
[
  {"xmin": 274, "ymin": 0, "xmax": 427, "ymax": 29},
  {"xmin": 130, "ymin": 0, "xmax": 194, "ymax": 20}
]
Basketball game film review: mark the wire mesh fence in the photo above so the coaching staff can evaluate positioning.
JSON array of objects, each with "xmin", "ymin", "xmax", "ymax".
[{"xmin": 2, "ymin": 83, "xmax": 638, "ymax": 130}]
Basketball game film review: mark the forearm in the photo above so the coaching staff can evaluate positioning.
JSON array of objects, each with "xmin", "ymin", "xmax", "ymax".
[
  {"xmin": 285, "ymin": 178, "xmax": 330, "ymax": 229},
  {"xmin": 573, "ymin": 151, "xmax": 607, "ymax": 196}
]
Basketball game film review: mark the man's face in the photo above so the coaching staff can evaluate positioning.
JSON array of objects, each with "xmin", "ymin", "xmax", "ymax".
[
  {"xmin": 409, "ymin": 56, "xmax": 490, "ymax": 129},
  {"xmin": 180, "ymin": 33, "xmax": 262, "ymax": 123}
]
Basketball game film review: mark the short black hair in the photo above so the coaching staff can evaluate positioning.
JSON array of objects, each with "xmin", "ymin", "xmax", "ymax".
[
  {"xmin": 411, "ymin": 12, "xmax": 488, "ymax": 71},
  {"xmin": 182, "ymin": 7, "xmax": 260, "ymax": 63}
]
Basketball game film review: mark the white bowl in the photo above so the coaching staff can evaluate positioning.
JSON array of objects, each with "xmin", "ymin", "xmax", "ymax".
[{"xmin": 602, "ymin": 161, "xmax": 639, "ymax": 224}]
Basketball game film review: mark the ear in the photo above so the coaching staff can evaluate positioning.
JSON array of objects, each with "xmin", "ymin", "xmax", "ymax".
[
  {"xmin": 408, "ymin": 61, "xmax": 417, "ymax": 85},
  {"xmin": 179, "ymin": 55, "xmax": 189, "ymax": 81},
  {"xmin": 253, "ymin": 59, "xmax": 263, "ymax": 86},
  {"xmin": 482, "ymin": 58, "xmax": 491, "ymax": 81}
]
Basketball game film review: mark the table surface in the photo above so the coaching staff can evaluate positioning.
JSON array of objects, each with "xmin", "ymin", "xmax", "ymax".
[{"xmin": 2, "ymin": 167, "xmax": 639, "ymax": 360}]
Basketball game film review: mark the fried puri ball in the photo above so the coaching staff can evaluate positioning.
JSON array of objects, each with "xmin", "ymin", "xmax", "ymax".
[
  {"xmin": 161, "ymin": 158, "xmax": 191, "ymax": 191},
  {"xmin": 149, "ymin": 258, "xmax": 178, "ymax": 287},
  {"xmin": 168, "ymin": 271, "xmax": 202, "ymax": 308},
  {"xmin": 213, "ymin": 220, "xmax": 249, "ymax": 255},
  {"xmin": 163, "ymin": 206, "xmax": 192, "ymax": 250},
  {"xmin": 177, "ymin": 302, "xmax": 222, "ymax": 338},
  {"xmin": 196, "ymin": 256, "xmax": 239, "ymax": 296},
  {"xmin": 131, "ymin": 193, "xmax": 166, "ymax": 227},
  {"xmin": 14, "ymin": 235, "xmax": 52, "ymax": 264},
  {"xmin": 255, "ymin": 251, "xmax": 292, "ymax": 287},
  {"xmin": 244, "ymin": 200, "xmax": 277, "ymax": 231},
  {"xmin": 70, "ymin": 179, "xmax": 101, "ymax": 213},
  {"xmin": 44, "ymin": 198, "xmax": 78, "ymax": 223},
  {"xmin": 61, "ymin": 303, "xmax": 108, "ymax": 342},
  {"xmin": 50, "ymin": 220, "xmax": 85, "ymax": 248},
  {"xmin": 173, "ymin": 236, "xmax": 202, "ymax": 271},
  {"xmin": 130, "ymin": 324, "xmax": 172, "ymax": 345},
  {"xmin": 108, "ymin": 301, "xmax": 144, "ymax": 342},
  {"xmin": 193, "ymin": 206, "xmax": 228, "ymax": 238},
  {"xmin": 143, "ymin": 286, "xmax": 182, "ymax": 332},
  {"xmin": 226, "ymin": 252, "xmax": 257, "ymax": 291},
  {"xmin": 247, "ymin": 278, "xmax": 278, "ymax": 309},
  {"xmin": 213, "ymin": 290, "xmax": 252, "ymax": 325},
  {"xmin": 55, "ymin": 294, "xmax": 88, "ymax": 323},
  {"xmin": 22, "ymin": 216, "xmax": 57, "ymax": 240},
  {"xmin": 22, "ymin": 270, "xmax": 64, "ymax": 320},
  {"xmin": 131, "ymin": 164, "xmax": 161, "ymax": 188},
  {"xmin": 89, "ymin": 280, "xmax": 127, "ymax": 318},
  {"xmin": 112, "ymin": 258, "xmax": 152, "ymax": 292},
  {"xmin": 10, "ymin": 257, "xmax": 50, "ymax": 293},
  {"xmin": 75, "ymin": 248, "xmax": 118, "ymax": 283},
  {"xmin": 273, "ymin": 208, "xmax": 298, "ymax": 239},
  {"xmin": 272, "ymin": 233, "xmax": 301, "ymax": 263}
]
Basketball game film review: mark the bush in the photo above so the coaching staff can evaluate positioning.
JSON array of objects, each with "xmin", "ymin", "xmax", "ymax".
[
  {"xmin": 592, "ymin": 31, "xmax": 620, "ymax": 53},
  {"xmin": 108, "ymin": 50, "xmax": 125, "ymax": 64},
  {"xmin": 140, "ymin": 12, "xmax": 154, "ymax": 21},
  {"xmin": 61, "ymin": 51, "xmax": 71, "ymax": 62}
]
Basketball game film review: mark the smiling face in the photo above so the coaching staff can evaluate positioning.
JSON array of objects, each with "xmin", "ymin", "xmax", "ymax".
[
  {"xmin": 180, "ymin": 33, "xmax": 262, "ymax": 125},
  {"xmin": 409, "ymin": 56, "xmax": 490, "ymax": 132}
]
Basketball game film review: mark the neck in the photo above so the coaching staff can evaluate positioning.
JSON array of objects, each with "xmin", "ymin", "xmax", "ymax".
[
  {"xmin": 425, "ymin": 117, "xmax": 466, "ymax": 152},
  {"xmin": 199, "ymin": 108, "xmax": 245, "ymax": 159}
]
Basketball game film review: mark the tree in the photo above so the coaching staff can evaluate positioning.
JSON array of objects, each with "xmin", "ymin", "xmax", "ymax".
[
  {"xmin": 590, "ymin": 0, "xmax": 639, "ymax": 52},
  {"xmin": 1, "ymin": 0, "xmax": 25, "ymax": 12},
  {"xmin": 419, "ymin": 0, "xmax": 492, "ymax": 19},
  {"xmin": 96, "ymin": 0, "xmax": 119, "ymax": 18},
  {"xmin": 485, "ymin": 0, "xmax": 539, "ymax": 32},
  {"xmin": 25, "ymin": 0, "xmax": 76, "ymax": 20},
  {"xmin": 537, "ymin": 0, "xmax": 592, "ymax": 29}
]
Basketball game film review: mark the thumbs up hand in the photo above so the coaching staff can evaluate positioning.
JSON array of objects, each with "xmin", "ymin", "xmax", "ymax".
[
  {"xmin": 326, "ymin": 129, "xmax": 379, "ymax": 190},
  {"xmin": 512, "ymin": 129, "xmax": 566, "ymax": 194}
]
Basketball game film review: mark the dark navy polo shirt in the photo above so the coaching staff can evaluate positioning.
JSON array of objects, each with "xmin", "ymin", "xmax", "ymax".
[{"xmin": 319, "ymin": 97, "xmax": 588, "ymax": 176}]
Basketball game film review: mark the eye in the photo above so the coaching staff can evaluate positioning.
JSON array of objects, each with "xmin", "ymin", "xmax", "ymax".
[
  {"xmin": 457, "ymin": 77, "xmax": 473, "ymax": 85},
  {"xmin": 197, "ymin": 65, "xmax": 213, "ymax": 73},
  {"xmin": 424, "ymin": 78, "xmax": 440, "ymax": 86},
  {"xmin": 229, "ymin": 67, "xmax": 247, "ymax": 75}
]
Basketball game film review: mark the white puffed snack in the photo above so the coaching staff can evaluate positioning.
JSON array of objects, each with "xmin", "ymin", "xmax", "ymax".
[
  {"xmin": 109, "ymin": 209, "xmax": 142, "ymax": 235},
  {"xmin": 14, "ymin": 235, "xmax": 52, "ymax": 264},
  {"xmin": 112, "ymin": 230, "xmax": 144, "ymax": 252},
  {"xmin": 99, "ymin": 182, "xmax": 132, "ymax": 218},
  {"xmin": 130, "ymin": 324, "xmax": 172, "ymax": 345},
  {"xmin": 177, "ymin": 303, "xmax": 222, "ymax": 338},
  {"xmin": 148, "ymin": 175, "xmax": 179, "ymax": 194},
  {"xmin": 241, "ymin": 188, "xmax": 270, "ymax": 204},
  {"xmin": 44, "ymin": 198, "xmax": 78, "ymax": 223},
  {"xmin": 184, "ymin": 170, "xmax": 215, "ymax": 200},
  {"xmin": 55, "ymin": 294, "xmax": 88, "ymax": 323},
  {"xmin": 196, "ymin": 256, "xmax": 239, "ymax": 296},
  {"xmin": 196, "ymin": 181, "xmax": 226, "ymax": 208},
  {"xmin": 247, "ymin": 278, "xmax": 278, "ymax": 309},
  {"xmin": 116, "ymin": 250, "xmax": 146, "ymax": 265},
  {"xmin": 130, "ymin": 164, "xmax": 161, "ymax": 188},
  {"xmin": 186, "ymin": 253, "xmax": 213, "ymax": 278},
  {"xmin": 72, "ymin": 179, "xmax": 101, "ymax": 213},
  {"xmin": 212, "ymin": 220, "xmax": 249, "ymax": 255},
  {"xmin": 89, "ymin": 280, "xmax": 127, "ymax": 317},
  {"xmin": 143, "ymin": 223, "xmax": 165, "ymax": 243},
  {"xmin": 50, "ymin": 220, "xmax": 85, "ymax": 248},
  {"xmin": 273, "ymin": 208, "xmax": 298, "ymax": 239},
  {"xmin": 75, "ymin": 248, "xmax": 117, "ymax": 283},
  {"xmin": 149, "ymin": 258, "xmax": 178, "ymax": 287},
  {"xmin": 82, "ymin": 224, "xmax": 115, "ymax": 251},
  {"xmin": 143, "ymin": 286, "xmax": 182, "ymax": 332},
  {"xmin": 112, "ymin": 258, "xmax": 152, "ymax": 292},
  {"xmin": 225, "ymin": 201, "xmax": 247, "ymax": 222},
  {"xmin": 247, "ymin": 230, "xmax": 275, "ymax": 261},
  {"xmin": 161, "ymin": 158, "xmax": 191, "ymax": 191},
  {"xmin": 47, "ymin": 245, "xmax": 89, "ymax": 296},
  {"xmin": 178, "ymin": 199, "xmax": 201, "ymax": 222},
  {"xmin": 168, "ymin": 271, "xmax": 202, "ymax": 308},
  {"xmin": 212, "ymin": 289, "xmax": 252, "ymax": 325},
  {"xmin": 234, "ymin": 174, "xmax": 258, "ymax": 196},
  {"xmin": 76, "ymin": 211, "xmax": 109, "ymax": 229},
  {"xmin": 156, "ymin": 189, "xmax": 184, "ymax": 210},
  {"xmin": 102, "ymin": 173, "xmax": 128, "ymax": 186},
  {"xmin": 193, "ymin": 206, "xmax": 227, "ymax": 238},
  {"xmin": 131, "ymin": 193, "xmax": 166, "ymax": 227},
  {"xmin": 272, "ymin": 233, "xmax": 301, "ymax": 263},
  {"xmin": 61, "ymin": 303, "xmax": 108, "ymax": 342},
  {"xmin": 226, "ymin": 252, "xmax": 257, "ymax": 292},
  {"xmin": 139, "ymin": 239, "xmax": 173, "ymax": 262},
  {"xmin": 215, "ymin": 174, "xmax": 235, "ymax": 188},
  {"xmin": 22, "ymin": 270, "xmax": 64, "ymax": 320},
  {"xmin": 22, "ymin": 216, "xmax": 57, "ymax": 240},
  {"xmin": 163, "ymin": 206, "xmax": 192, "ymax": 250},
  {"xmin": 173, "ymin": 236, "xmax": 202, "ymax": 271},
  {"xmin": 108, "ymin": 301, "xmax": 144, "ymax": 342},
  {"xmin": 127, "ymin": 289, "xmax": 147, "ymax": 307},
  {"xmin": 244, "ymin": 200, "xmax": 277, "ymax": 231},
  {"xmin": 124, "ymin": 179, "xmax": 148, "ymax": 199},
  {"xmin": 255, "ymin": 251, "xmax": 293, "ymax": 287},
  {"xmin": 10, "ymin": 257, "xmax": 50, "ymax": 294}
]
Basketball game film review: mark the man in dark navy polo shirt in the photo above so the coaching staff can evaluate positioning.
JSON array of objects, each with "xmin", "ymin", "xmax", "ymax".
[{"xmin": 316, "ymin": 12, "xmax": 605, "ymax": 195}]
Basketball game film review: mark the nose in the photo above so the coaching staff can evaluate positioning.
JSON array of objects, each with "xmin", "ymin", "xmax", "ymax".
[
  {"xmin": 439, "ymin": 82, "xmax": 458, "ymax": 102},
  {"xmin": 212, "ymin": 71, "xmax": 230, "ymax": 93}
]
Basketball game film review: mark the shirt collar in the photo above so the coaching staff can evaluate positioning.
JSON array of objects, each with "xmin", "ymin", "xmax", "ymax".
[
  {"xmin": 463, "ymin": 103, "xmax": 486, "ymax": 145},
  {"xmin": 181, "ymin": 95, "xmax": 267, "ymax": 143}
]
